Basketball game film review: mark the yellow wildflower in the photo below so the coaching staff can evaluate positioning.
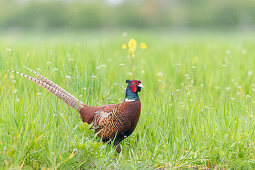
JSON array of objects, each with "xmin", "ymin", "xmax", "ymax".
[
  {"xmin": 122, "ymin": 44, "xmax": 127, "ymax": 49},
  {"xmin": 131, "ymin": 54, "xmax": 135, "ymax": 59},
  {"xmin": 128, "ymin": 48, "xmax": 136, "ymax": 54},
  {"xmin": 128, "ymin": 38, "xmax": 137, "ymax": 52},
  {"xmin": 140, "ymin": 43, "xmax": 147, "ymax": 50}
]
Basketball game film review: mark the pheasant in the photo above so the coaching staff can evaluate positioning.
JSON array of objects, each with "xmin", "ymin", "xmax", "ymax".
[{"xmin": 12, "ymin": 66, "xmax": 143, "ymax": 153}]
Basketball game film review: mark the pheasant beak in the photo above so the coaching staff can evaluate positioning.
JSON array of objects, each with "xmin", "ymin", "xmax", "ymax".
[{"xmin": 137, "ymin": 84, "xmax": 143, "ymax": 88}]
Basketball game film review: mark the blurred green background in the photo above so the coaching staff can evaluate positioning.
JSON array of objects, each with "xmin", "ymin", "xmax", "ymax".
[
  {"xmin": 1, "ymin": 1, "xmax": 255, "ymax": 169},
  {"xmin": 0, "ymin": 0, "xmax": 254, "ymax": 32}
]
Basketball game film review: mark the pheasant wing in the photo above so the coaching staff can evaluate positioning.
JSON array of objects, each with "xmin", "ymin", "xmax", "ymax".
[{"xmin": 91, "ymin": 103, "xmax": 131, "ymax": 141}]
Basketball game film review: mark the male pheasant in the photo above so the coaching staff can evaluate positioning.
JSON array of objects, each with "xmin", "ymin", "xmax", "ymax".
[{"xmin": 12, "ymin": 66, "xmax": 143, "ymax": 153}]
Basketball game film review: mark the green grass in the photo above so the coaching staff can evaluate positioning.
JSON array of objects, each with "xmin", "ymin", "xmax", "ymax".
[{"xmin": 0, "ymin": 32, "xmax": 255, "ymax": 169}]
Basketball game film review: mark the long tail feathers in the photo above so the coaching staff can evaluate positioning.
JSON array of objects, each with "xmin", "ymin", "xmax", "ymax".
[
  {"xmin": 24, "ymin": 66, "xmax": 69, "ymax": 95},
  {"xmin": 12, "ymin": 67, "xmax": 84, "ymax": 110}
]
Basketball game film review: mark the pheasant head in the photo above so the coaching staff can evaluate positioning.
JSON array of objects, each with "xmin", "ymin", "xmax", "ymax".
[{"xmin": 125, "ymin": 80, "xmax": 143, "ymax": 102}]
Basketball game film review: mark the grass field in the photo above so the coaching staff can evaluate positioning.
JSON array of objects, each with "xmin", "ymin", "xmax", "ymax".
[{"xmin": 0, "ymin": 32, "xmax": 255, "ymax": 169}]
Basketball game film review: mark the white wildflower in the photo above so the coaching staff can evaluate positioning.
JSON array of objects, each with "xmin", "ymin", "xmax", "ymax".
[
  {"xmin": 65, "ymin": 75, "xmax": 71, "ymax": 79},
  {"xmin": 248, "ymin": 72, "xmax": 252, "ymax": 76},
  {"xmin": 96, "ymin": 65, "xmax": 106, "ymax": 70},
  {"xmin": 185, "ymin": 74, "xmax": 190, "ymax": 79},
  {"xmin": 119, "ymin": 64, "xmax": 125, "ymax": 66},
  {"xmin": 157, "ymin": 72, "xmax": 163, "ymax": 77},
  {"xmin": 6, "ymin": 48, "xmax": 12, "ymax": 52},
  {"xmin": 231, "ymin": 97, "xmax": 235, "ymax": 101},
  {"xmin": 141, "ymin": 70, "xmax": 145, "ymax": 74},
  {"xmin": 222, "ymin": 64, "xmax": 227, "ymax": 67},
  {"xmin": 158, "ymin": 79, "xmax": 162, "ymax": 82},
  {"xmin": 237, "ymin": 86, "xmax": 241, "ymax": 89},
  {"xmin": 37, "ymin": 92, "xmax": 42, "ymax": 95},
  {"xmin": 191, "ymin": 65, "xmax": 196, "ymax": 69},
  {"xmin": 17, "ymin": 98, "xmax": 20, "ymax": 102},
  {"xmin": 237, "ymin": 91, "xmax": 241, "ymax": 95},
  {"xmin": 37, "ymin": 68, "xmax": 41, "ymax": 71},
  {"xmin": 246, "ymin": 95, "xmax": 251, "ymax": 98},
  {"xmin": 226, "ymin": 87, "xmax": 230, "ymax": 91},
  {"xmin": 10, "ymin": 76, "xmax": 14, "ymax": 79},
  {"xmin": 68, "ymin": 58, "xmax": 74, "ymax": 61},
  {"xmin": 176, "ymin": 89, "xmax": 181, "ymax": 92},
  {"xmin": 242, "ymin": 49, "xmax": 246, "ymax": 54},
  {"xmin": 83, "ymin": 87, "xmax": 87, "ymax": 91},
  {"xmin": 181, "ymin": 83, "xmax": 184, "ymax": 87},
  {"xmin": 200, "ymin": 84, "xmax": 204, "ymax": 87},
  {"xmin": 12, "ymin": 89, "xmax": 17, "ymax": 93},
  {"xmin": 252, "ymin": 88, "xmax": 255, "ymax": 92},
  {"xmin": 46, "ymin": 61, "xmax": 51, "ymax": 65},
  {"xmin": 54, "ymin": 67, "xmax": 58, "ymax": 71},
  {"xmin": 92, "ymin": 75, "xmax": 96, "ymax": 79}
]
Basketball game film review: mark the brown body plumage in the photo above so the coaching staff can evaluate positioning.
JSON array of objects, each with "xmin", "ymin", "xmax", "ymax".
[{"xmin": 12, "ymin": 67, "xmax": 143, "ymax": 153}]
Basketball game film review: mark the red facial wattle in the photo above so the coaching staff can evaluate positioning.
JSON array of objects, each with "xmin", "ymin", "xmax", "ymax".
[{"xmin": 130, "ymin": 80, "xmax": 139, "ymax": 92}]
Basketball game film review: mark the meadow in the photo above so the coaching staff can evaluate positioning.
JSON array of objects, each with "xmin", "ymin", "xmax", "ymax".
[{"xmin": 0, "ymin": 32, "xmax": 255, "ymax": 169}]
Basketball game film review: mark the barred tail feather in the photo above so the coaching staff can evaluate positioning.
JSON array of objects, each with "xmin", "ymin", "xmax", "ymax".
[
  {"xmin": 12, "ymin": 70, "xmax": 84, "ymax": 110},
  {"xmin": 24, "ymin": 66, "xmax": 70, "ymax": 95}
]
